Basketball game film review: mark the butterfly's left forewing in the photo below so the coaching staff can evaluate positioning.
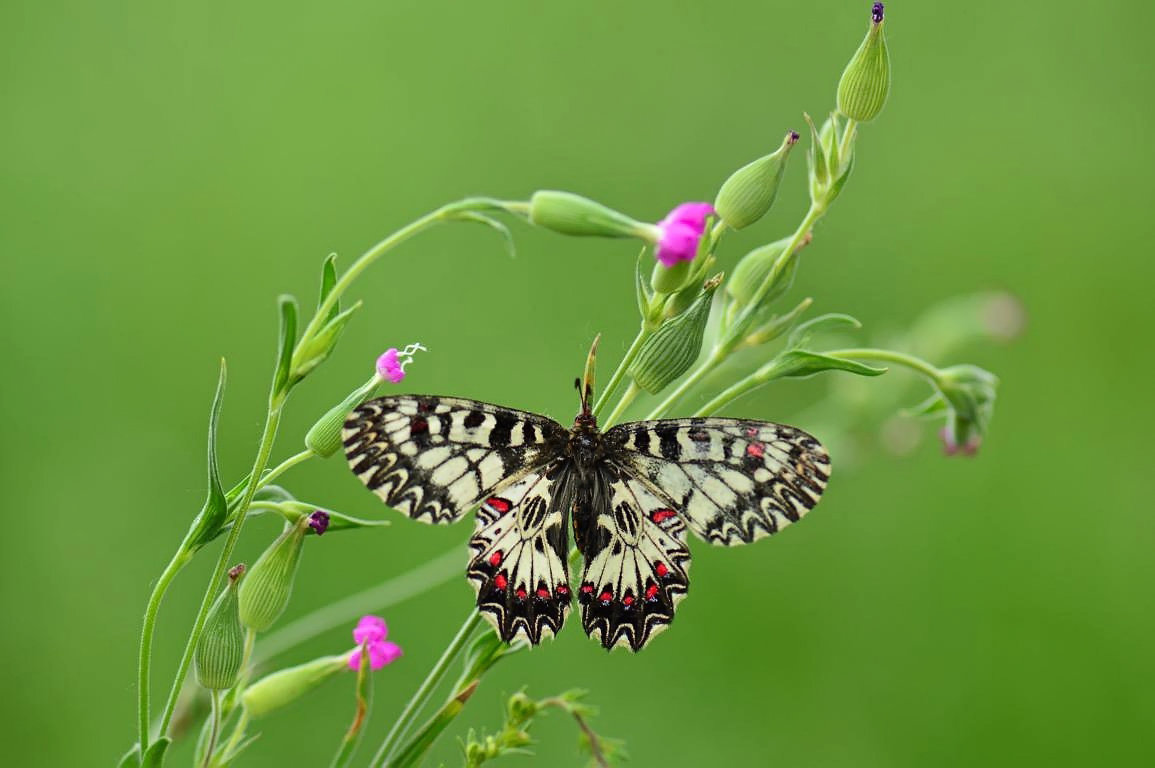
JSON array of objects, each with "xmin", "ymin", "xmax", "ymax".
[{"xmin": 343, "ymin": 396, "xmax": 568, "ymax": 524}]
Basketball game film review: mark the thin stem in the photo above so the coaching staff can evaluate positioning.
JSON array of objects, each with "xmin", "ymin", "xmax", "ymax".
[
  {"xmin": 838, "ymin": 118, "xmax": 859, "ymax": 163},
  {"xmin": 372, "ymin": 612, "xmax": 484, "ymax": 767},
  {"xmin": 825, "ymin": 348, "xmax": 940, "ymax": 382},
  {"xmin": 693, "ymin": 374, "xmax": 764, "ymax": 418},
  {"xmin": 299, "ymin": 198, "xmax": 509, "ymax": 348},
  {"xmin": 202, "ymin": 690, "xmax": 223, "ymax": 768},
  {"xmin": 158, "ymin": 399, "xmax": 285, "ymax": 739},
  {"xmin": 255, "ymin": 545, "xmax": 464, "ymax": 663},
  {"xmin": 539, "ymin": 698, "xmax": 609, "ymax": 768},
  {"xmin": 603, "ymin": 381, "xmax": 640, "ymax": 428},
  {"xmin": 592, "ymin": 326, "xmax": 650, "ymax": 419},
  {"xmin": 261, "ymin": 449, "xmax": 314, "ymax": 487},
  {"xmin": 137, "ymin": 548, "xmax": 191, "ymax": 748},
  {"xmin": 644, "ymin": 349, "xmax": 721, "ymax": 420},
  {"xmin": 217, "ymin": 710, "xmax": 250, "ymax": 766}
]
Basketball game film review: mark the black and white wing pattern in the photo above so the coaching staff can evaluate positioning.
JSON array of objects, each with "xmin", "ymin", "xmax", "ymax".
[
  {"xmin": 576, "ymin": 465, "xmax": 691, "ymax": 651},
  {"xmin": 603, "ymin": 418, "xmax": 830, "ymax": 546},
  {"xmin": 343, "ymin": 396, "xmax": 568, "ymax": 524},
  {"xmin": 466, "ymin": 464, "xmax": 573, "ymax": 644}
]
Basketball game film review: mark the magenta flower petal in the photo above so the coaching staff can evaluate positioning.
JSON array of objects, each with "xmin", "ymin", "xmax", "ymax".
[
  {"xmin": 654, "ymin": 202, "xmax": 714, "ymax": 267},
  {"xmin": 353, "ymin": 615, "xmax": 388, "ymax": 644},
  {"xmin": 367, "ymin": 640, "xmax": 403, "ymax": 669},
  {"xmin": 376, "ymin": 349, "xmax": 401, "ymax": 380}
]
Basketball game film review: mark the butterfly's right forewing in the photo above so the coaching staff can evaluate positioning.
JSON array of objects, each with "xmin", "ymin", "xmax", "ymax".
[{"xmin": 343, "ymin": 396, "xmax": 569, "ymax": 524}]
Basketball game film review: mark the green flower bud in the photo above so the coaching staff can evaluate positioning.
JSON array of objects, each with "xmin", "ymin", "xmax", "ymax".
[
  {"xmin": 291, "ymin": 302, "xmax": 362, "ymax": 381},
  {"xmin": 238, "ymin": 516, "xmax": 311, "ymax": 631},
  {"xmin": 528, "ymin": 190, "xmax": 649, "ymax": 239},
  {"xmin": 727, "ymin": 234, "xmax": 803, "ymax": 308},
  {"xmin": 837, "ymin": 3, "xmax": 891, "ymax": 122},
  {"xmin": 651, "ymin": 258, "xmax": 692, "ymax": 295},
  {"xmin": 629, "ymin": 275, "xmax": 721, "ymax": 394},
  {"xmin": 194, "ymin": 564, "xmax": 247, "ymax": 690},
  {"xmin": 241, "ymin": 654, "xmax": 348, "ymax": 718},
  {"xmin": 506, "ymin": 691, "xmax": 538, "ymax": 725},
  {"xmin": 304, "ymin": 375, "xmax": 380, "ymax": 458},
  {"xmin": 713, "ymin": 130, "xmax": 799, "ymax": 230}
]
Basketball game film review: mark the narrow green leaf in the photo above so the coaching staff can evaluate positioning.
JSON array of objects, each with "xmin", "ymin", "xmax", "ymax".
[
  {"xmin": 274, "ymin": 295, "xmax": 299, "ymax": 396},
  {"xmin": 318, "ymin": 254, "xmax": 340, "ymax": 323},
  {"xmin": 635, "ymin": 247, "xmax": 653, "ymax": 321},
  {"xmin": 292, "ymin": 301, "xmax": 362, "ymax": 379},
  {"xmin": 323, "ymin": 510, "xmax": 391, "ymax": 534},
  {"xmin": 771, "ymin": 350, "xmax": 886, "ymax": 380},
  {"xmin": 787, "ymin": 313, "xmax": 862, "ymax": 349},
  {"xmin": 141, "ymin": 737, "xmax": 170, "ymax": 768},
  {"xmin": 186, "ymin": 360, "xmax": 229, "ymax": 552},
  {"xmin": 451, "ymin": 211, "xmax": 517, "ymax": 259}
]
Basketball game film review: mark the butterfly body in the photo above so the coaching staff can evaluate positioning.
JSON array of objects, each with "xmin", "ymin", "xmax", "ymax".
[{"xmin": 344, "ymin": 393, "xmax": 830, "ymax": 651}]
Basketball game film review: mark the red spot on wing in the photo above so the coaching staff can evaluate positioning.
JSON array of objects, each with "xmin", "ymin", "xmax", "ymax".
[
  {"xmin": 650, "ymin": 508, "xmax": 677, "ymax": 523},
  {"xmin": 556, "ymin": 584, "xmax": 570, "ymax": 595},
  {"xmin": 645, "ymin": 583, "xmax": 660, "ymax": 601},
  {"xmin": 489, "ymin": 550, "xmax": 503, "ymax": 566},
  {"xmin": 598, "ymin": 589, "xmax": 613, "ymax": 604},
  {"xmin": 494, "ymin": 572, "xmax": 507, "ymax": 589},
  {"xmin": 622, "ymin": 594, "xmax": 635, "ymax": 606},
  {"xmin": 746, "ymin": 442, "xmax": 765, "ymax": 458},
  {"xmin": 580, "ymin": 584, "xmax": 594, "ymax": 594},
  {"xmin": 515, "ymin": 587, "xmax": 527, "ymax": 600},
  {"xmin": 536, "ymin": 586, "xmax": 550, "ymax": 598},
  {"xmin": 410, "ymin": 417, "xmax": 429, "ymax": 434},
  {"xmin": 655, "ymin": 562, "xmax": 669, "ymax": 578},
  {"xmin": 486, "ymin": 497, "xmax": 512, "ymax": 514}
]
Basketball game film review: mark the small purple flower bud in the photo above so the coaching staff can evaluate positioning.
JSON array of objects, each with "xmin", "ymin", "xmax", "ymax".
[
  {"xmin": 788, "ymin": 130, "xmax": 800, "ymax": 144},
  {"xmin": 308, "ymin": 510, "xmax": 330, "ymax": 536},
  {"xmin": 940, "ymin": 427, "xmax": 979, "ymax": 457},
  {"xmin": 872, "ymin": 2, "xmax": 884, "ymax": 23}
]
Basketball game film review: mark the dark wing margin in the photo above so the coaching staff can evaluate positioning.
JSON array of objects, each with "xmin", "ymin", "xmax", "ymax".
[
  {"xmin": 603, "ymin": 418, "xmax": 831, "ymax": 546},
  {"xmin": 467, "ymin": 462, "xmax": 573, "ymax": 644},
  {"xmin": 343, "ymin": 396, "xmax": 568, "ymax": 524},
  {"xmin": 576, "ymin": 465, "xmax": 690, "ymax": 652}
]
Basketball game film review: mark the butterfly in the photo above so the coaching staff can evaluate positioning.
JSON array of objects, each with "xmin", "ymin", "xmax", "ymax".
[{"xmin": 342, "ymin": 363, "xmax": 830, "ymax": 651}]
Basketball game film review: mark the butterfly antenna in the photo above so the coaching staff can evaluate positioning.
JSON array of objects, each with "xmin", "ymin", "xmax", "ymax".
[{"xmin": 579, "ymin": 333, "xmax": 601, "ymax": 418}]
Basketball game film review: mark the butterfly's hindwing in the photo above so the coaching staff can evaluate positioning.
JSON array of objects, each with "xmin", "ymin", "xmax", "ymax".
[
  {"xmin": 604, "ymin": 418, "xmax": 830, "ymax": 546},
  {"xmin": 575, "ymin": 466, "xmax": 690, "ymax": 651},
  {"xmin": 343, "ymin": 396, "xmax": 568, "ymax": 524},
  {"xmin": 467, "ymin": 463, "xmax": 572, "ymax": 644}
]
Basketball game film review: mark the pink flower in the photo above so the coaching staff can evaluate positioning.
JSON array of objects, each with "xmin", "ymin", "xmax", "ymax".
[
  {"xmin": 939, "ymin": 426, "xmax": 979, "ymax": 457},
  {"xmin": 348, "ymin": 614, "xmax": 402, "ymax": 671},
  {"xmin": 376, "ymin": 348, "xmax": 405, "ymax": 383},
  {"xmin": 653, "ymin": 202, "xmax": 714, "ymax": 267},
  {"xmin": 375, "ymin": 343, "xmax": 427, "ymax": 384}
]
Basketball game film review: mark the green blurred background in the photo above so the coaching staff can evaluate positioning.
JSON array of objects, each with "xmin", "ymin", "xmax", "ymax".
[{"xmin": 3, "ymin": 1, "xmax": 1153, "ymax": 765}]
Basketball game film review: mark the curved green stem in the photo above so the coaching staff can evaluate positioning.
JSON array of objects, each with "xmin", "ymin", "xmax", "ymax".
[
  {"xmin": 372, "ymin": 612, "xmax": 484, "ymax": 767},
  {"xmin": 137, "ymin": 548, "xmax": 191, "ymax": 748},
  {"xmin": 216, "ymin": 709, "xmax": 250, "ymax": 766},
  {"xmin": 825, "ymin": 348, "xmax": 941, "ymax": 382},
  {"xmin": 158, "ymin": 398, "xmax": 286, "ymax": 740},
  {"xmin": 644, "ymin": 349, "xmax": 721, "ymax": 420},
  {"xmin": 693, "ymin": 374, "xmax": 765, "ymax": 417},
  {"xmin": 261, "ymin": 449, "xmax": 314, "ymax": 487},
  {"xmin": 299, "ymin": 198, "xmax": 511, "ymax": 350},
  {"xmin": 255, "ymin": 545, "xmax": 464, "ymax": 664}
]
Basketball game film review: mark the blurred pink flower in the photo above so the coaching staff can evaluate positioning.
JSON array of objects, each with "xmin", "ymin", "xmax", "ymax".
[
  {"xmin": 376, "ymin": 348, "xmax": 405, "ymax": 383},
  {"xmin": 348, "ymin": 614, "xmax": 402, "ymax": 671},
  {"xmin": 653, "ymin": 202, "xmax": 714, "ymax": 267}
]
